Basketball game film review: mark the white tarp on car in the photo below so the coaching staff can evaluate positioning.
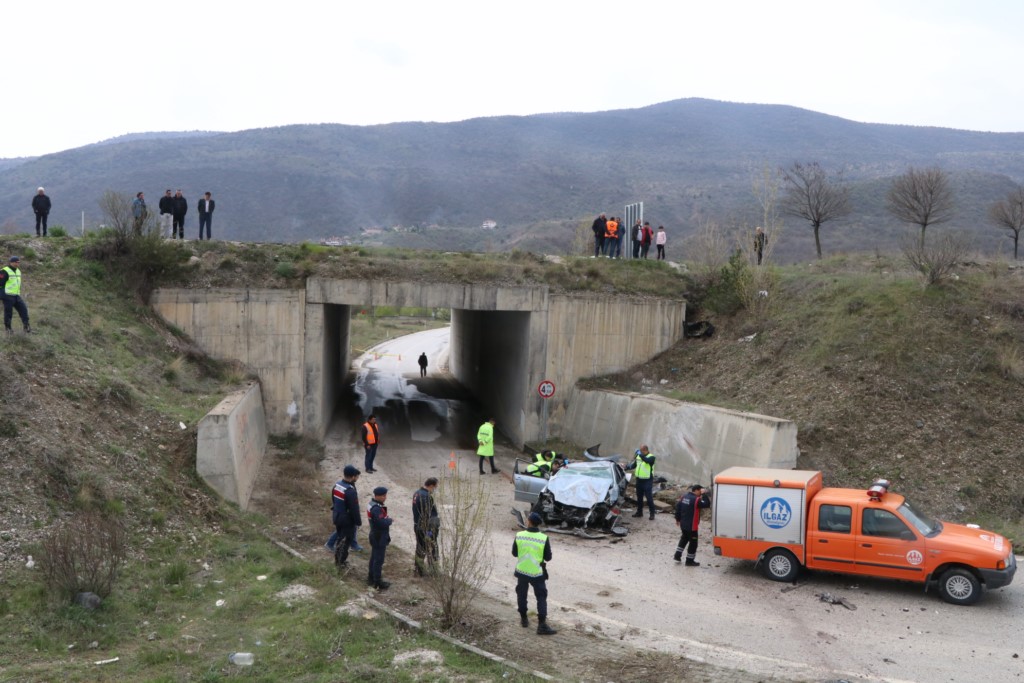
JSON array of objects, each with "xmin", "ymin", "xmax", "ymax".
[{"xmin": 545, "ymin": 462, "xmax": 615, "ymax": 508}]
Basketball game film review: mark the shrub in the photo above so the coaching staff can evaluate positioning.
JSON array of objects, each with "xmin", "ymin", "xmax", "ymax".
[
  {"xmin": 274, "ymin": 262, "xmax": 297, "ymax": 278},
  {"xmin": 901, "ymin": 231, "xmax": 970, "ymax": 286},
  {"xmin": 49, "ymin": 226, "xmax": 68, "ymax": 238},
  {"xmin": 40, "ymin": 511, "xmax": 127, "ymax": 602}
]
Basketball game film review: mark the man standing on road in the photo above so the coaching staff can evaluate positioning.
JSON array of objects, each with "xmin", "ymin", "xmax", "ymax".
[
  {"xmin": 330, "ymin": 465, "xmax": 362, "ymax": 568},
  {"xmin": 367, "ymin": 486, "xmax": 393, "ymax": 590},
  {"xmin": 172, "ymin": 189, "xmax": 188, "ymax": 240},
  {"xmin": 412, "ymin": 477, "xmax": 440, "ymax": 576},
  {"xmin": 513, "ymin": 512, "xmax": 557, "ymax": 635},
  {"xmin": 32, "ymin": 188, "xmax": 51, "ymax": 237},
  {"xmin": 674, "ymin": 484, "xmax": 712, "ymax": 566},
  {"xmin": 1, "ymin": 256, "xmax": 31, "ymax": 334},
  {"xmin": 362, "ymin": 414, "xmax": 380, "ymax": 473},
  {"xmin": 417, "ymin": 352, "xmax": 428, "ymax": 377},
  {"xmin": 158, "ymin": 190, "xmax": 174, "ymax": 238},
  {"xmin": 591, "ymin": 213, "xmax": 606, "ymax": 258},
  {"xmin": 476, "ymin": 417, "xmax": 499, "ymax": 474},
  {"xmin": 628, "ymin": 445, "xmax": 657, "ymax": 519}
]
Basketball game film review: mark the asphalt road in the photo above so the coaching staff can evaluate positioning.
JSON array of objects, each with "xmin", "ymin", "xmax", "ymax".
[{"xmin": 332, "ymin": 330, "xmax": 1024, "ymax": 683}]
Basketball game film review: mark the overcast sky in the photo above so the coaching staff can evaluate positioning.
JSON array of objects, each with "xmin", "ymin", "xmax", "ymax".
[{"xmin": 2, "ymin": 0, "xmax": 1022, "ymax": 158}]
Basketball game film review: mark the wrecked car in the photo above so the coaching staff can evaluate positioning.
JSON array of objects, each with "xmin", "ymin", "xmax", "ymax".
[{"xmin": 513, "ymin": 457, "xmax": 630, "ymax": 537}]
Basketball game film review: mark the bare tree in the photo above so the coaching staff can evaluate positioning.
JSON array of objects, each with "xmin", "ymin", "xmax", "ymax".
[
  {"xmin": 988, "ymin": 185, "xmax": 1024, "ymax": 260},
  {"xmin": 886, "ymin": 166, "xmax": 955, "ymax": 248},
  {"xmin": 780, "ymin": 162, "xmax": 850, "ymax": 259}
]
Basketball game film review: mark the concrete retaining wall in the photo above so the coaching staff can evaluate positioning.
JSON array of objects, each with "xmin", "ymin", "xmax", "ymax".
[
  {"xmin": 196, "ymin": 382, "xmax": 268, "ymax": 509},
  {"xmin": 562, "ymin": 388, "xmax": 798, "ymax": 486}
]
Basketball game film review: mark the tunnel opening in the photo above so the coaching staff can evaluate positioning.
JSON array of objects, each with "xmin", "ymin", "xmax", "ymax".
[{"xmin": 321, "ymin": 305, "xmax": 533, "ymax": 452}]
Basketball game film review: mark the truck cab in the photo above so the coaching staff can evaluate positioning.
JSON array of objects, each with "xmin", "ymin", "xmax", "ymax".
[{"xmin": 713, "ymin": 467, "xmax": 1016, "ymax": 605}]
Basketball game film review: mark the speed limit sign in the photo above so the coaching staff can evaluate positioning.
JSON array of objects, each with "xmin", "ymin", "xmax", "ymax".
[{"xmin": 537, "ymin": 380, "xmax": 556, "ymax": 399}]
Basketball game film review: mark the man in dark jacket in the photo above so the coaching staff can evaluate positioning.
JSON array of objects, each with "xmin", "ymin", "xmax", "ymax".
[
  {"xmin": 158, "ymin": 190, "xmax": 174, "ymax": 238},
  {"xmin": 197, "ymin": 192, "xmax": 215, "ymax": 240},
  {"xmin": 171, "ymin": 190, "xmax": 188, "ymax": 240},
  {"xmin": 591, "ymin": 213, "xmax": 606, "ymax": 258},
  {"xmin": 412, "ymin": 477, "xmax": 440, "ymax": 576},
  {"xmin": 674, "ymin": 484, "xmax": 712, "ymax": 566},
  {"xmin": 331, "ymin": 465, "xmax": 362, "ymax": 568},
  {"xmin": 31, "ymin": 188, "xmax": 51, "ymax": 237},
  {"xmin": 367, "ymin": 486, "xmax": 393, "ymax": 590}
]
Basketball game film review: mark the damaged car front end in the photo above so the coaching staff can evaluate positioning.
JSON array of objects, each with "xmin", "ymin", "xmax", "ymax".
[{"xmin": 513, "ymin": 459, "xmax": 630, "ymax": 538}]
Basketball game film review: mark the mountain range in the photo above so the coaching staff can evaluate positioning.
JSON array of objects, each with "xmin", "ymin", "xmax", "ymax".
[{"xmin": 2, "ymin": 98, "xmax": 1023, "ymax": 261}]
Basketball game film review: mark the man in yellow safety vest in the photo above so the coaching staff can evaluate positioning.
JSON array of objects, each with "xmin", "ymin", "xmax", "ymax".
[{"xmin": 513, "ymin": 512, "xmax": 556, "ymax": 635}]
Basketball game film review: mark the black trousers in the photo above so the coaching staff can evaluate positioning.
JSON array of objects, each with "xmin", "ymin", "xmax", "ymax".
[
  {"xmin": 35, "ymin": 212, "xmax": 48, "ymax": 235},
  {"xmin": 172, "ymin": 215, "xmax": 186, "ymax": 237},
  {"xmin": 199, "ymin": 213, "xmax": 212, "ymax": 240},
  {"xmin": 414, "ymin": 527, "xmax": 438, "ymax": 575},
  {"xmin": 635, "ymin": 478, "xmax": 655, "ymax": 515},
  {"xmin": 368, "ymin": 534, "xmax": 388, "ymax": 584},
  {"xmin": 2, "ymin": 294, "xmax": 29, "ymax": 329},
  {"xmin": 516, "ymin": 574, "xmax": 548, "ymax": 619},
  {"xmin": 676, "ymin": 529, "xmax": 699, "ymax": 560},
  {"xmin": 333, "ymin": 523, "xmax": 355, "ymax": 566}
]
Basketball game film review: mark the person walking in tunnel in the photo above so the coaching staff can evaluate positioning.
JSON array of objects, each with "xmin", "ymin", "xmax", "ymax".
[
  {"xmin": 362, "ymin": 414, "xmax": 380, "ymax": 473},
  {"xmin": 412, "ymin": 477, "xmax": 440, "ymax": 576},
  {"xmin": 513, "ymin": 512, "xmax": 557, "ymax": 635},
  {"xmin": 674, "ymin": 484, "xmax": 711, "ymax": 566},
  {"xmin": 627, "ymin": 444, "xmax": 657, "ymax": 519},
  {"xmin": 367, "ymin": 486, "xmax": 393, "ymax": 590},
  {"xmin": 476, "ymin": 417, "xmax": 500, "ymax": 474},
  {"xmin": 418, "ymin": 352, "xmax": 428, "ymax": 377}
]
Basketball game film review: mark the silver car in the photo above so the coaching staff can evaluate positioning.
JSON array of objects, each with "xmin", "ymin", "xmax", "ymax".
[{"xmin": 513, "ymin": 458, "xmax": 630, "ymax": 537}]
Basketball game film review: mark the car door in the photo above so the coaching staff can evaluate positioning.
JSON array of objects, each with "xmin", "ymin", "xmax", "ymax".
[
  {"xmin": 806, "ymin": 503, "xmax": 857, "ymax": 572},
  {"xmin": 854, "ymin": 507, "xmax": 927, "ymax": 582},
  {"xmin": 513, "ymin": 459, "xmax": 548, "ymax": 504}
]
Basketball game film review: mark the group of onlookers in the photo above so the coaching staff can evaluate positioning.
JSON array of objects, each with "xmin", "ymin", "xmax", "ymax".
[{"xmin": 591, "ymin": 213, "xmax": 667, "ymax": 260}]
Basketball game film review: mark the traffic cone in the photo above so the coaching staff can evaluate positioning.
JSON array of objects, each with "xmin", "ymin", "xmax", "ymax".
[{"xmin": 448, "ymin": 452, "xmax": 456, "ymax": 470}]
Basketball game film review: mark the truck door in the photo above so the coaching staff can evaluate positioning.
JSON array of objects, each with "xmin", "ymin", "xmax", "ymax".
[
  {"xmin": 854, "ymin": 507, "xmax": 927, "ymax": 581},
  {"xmin": 806, "ymin": 503, "xmax": 856, "ymax": 572}
]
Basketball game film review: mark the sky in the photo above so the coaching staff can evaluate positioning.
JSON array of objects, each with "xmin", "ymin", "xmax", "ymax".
[{"xmin": 2, "ymin": 0, "xmax": 1023, "ymax": 158}]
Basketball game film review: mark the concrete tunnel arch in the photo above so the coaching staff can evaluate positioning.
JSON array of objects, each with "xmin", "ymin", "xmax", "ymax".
[{"xmin": 152, "ymin": 278, "xmax": 688, "ymax": 447}]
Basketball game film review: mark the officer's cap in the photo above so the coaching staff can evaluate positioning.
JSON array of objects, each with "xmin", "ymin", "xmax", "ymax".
[
  {"xmin": 373, "ymin": 486, "xmax": 388, "ymax": 496},
  {"xmin": 9, "ymin": 256, "xmax": 20, "ymax": 263},
  {"xmin": 528, "ymin": 512, "xmax": 543, "ymax": 526}
]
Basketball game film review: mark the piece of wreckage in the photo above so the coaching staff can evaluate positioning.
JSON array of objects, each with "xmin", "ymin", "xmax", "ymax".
[{"xmin": 512, "ymin": 445, "xmax": 630, "ymax": 538}]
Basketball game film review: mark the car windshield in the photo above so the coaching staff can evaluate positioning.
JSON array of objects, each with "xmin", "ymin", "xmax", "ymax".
[{"xmin": 898, "ymin": 499, "xmax": 942, "ymax": 537}]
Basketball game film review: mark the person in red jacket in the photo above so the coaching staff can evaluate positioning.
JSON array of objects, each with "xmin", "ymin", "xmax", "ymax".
[{"xmin": 674, "ymin": 484, "xmax": 711, "ymax": 566}]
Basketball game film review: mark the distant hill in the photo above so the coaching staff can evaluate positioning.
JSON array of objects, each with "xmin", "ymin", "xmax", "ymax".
[{"xmin": 3, "ymin": 98, "xmax": 1024, "ymax": 261}]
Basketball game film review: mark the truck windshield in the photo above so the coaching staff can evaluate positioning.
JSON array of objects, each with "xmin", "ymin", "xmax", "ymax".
[{"xmin": 899, "ymin": 500, "xmax": 942, "ymax": 537}]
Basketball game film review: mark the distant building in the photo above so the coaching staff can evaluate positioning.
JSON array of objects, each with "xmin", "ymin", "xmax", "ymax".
[{"xmin": 481, "ymin": 219, "xmax": 497, "ymax": 230}]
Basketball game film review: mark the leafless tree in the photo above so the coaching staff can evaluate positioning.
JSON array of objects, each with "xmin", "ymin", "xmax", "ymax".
[
  {"xmin": 900, "ymin": 231, "xmax": 970, "ymax": 287},
  {"xmin": 988, "ymin": 185, "xmax": 1024, "ymax": 260},
  {"xmin": 886, "ymin": 166, "xmax": 955, "ymax": 248},
  {"xmin": 780, "ymin": 162, "xmax": 850, "ymax": 259}
]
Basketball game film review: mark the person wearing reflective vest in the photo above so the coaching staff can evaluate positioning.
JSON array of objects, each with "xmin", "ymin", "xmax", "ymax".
[
  {"xmin": 1, "ymin": 256, "xmax": 30, "ymax": 334},
  {"xmin": 627, "ymin": 444, "xmax": 657, "ymax": 520},
  {"xmin": 525, "ymin": 451, "xmax": 556, "ymax": 477},
  {"xmin": 362, "ymin": 414, "xmax": 380, "ymax": 473},
  {"xmin": 674, "ymin": 484, "xmax": 712, "ymax": 566},
  {"xmin": 476, "ymin": 418, "xmax": 499, "ymax": 474},
  {"xmin": 603, "ymin": 217, "xmax": 619, "ymax": 257},
  {"xmin": 513, "ymin": 512, "xmax": 556, "ymax": 635}
]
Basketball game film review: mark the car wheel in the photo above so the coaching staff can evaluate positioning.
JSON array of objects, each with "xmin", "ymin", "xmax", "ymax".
[
  {"xmin": 761, "ymin": 548, "xmax": 800, "ymax": 582},
  {"xmin": 938, "ymin": 568, "xmax": 981, "ymax": 606}
]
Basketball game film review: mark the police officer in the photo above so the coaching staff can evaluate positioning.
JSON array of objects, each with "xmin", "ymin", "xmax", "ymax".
[
  {"xmin": 628, "ymin": 444, "xmax": 657, "ymax": 519},
  {"xmin": 367, "ymin": 486, "xmax": 392, "ymax": 589},
  {"xmin": 412, "ymin": 477, "xmax": 440, "ymax": 576},
  {"xmin": 524, "ymin": 450, "xmax": 557, "ymax": 477},
  {"xmin": 330, "ymin": 465, "xmax": 361, "ymax": 568},
  {"xmin": 513, "ymin": 512, "xmax": 556, "ymax": 635},
  {"xmin": 674, "ymin": 484, "xmax": 712, "ymax": 566},
  {"xmin": 476, "ymin": 418, "xmax": 499, "ymax": 474},
  {"xmin": 1, "ymin": 256, "xmax": 30, "ymax": 334}
]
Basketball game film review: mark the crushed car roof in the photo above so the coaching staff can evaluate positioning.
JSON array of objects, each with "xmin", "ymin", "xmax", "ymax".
[{"xmin": 545, "ymin": 461, "xmax": 619, "ymax": 508}]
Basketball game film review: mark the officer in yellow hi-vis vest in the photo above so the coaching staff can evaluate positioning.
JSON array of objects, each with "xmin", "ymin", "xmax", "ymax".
[
  {"xmin": 512, "ymin": 512, "xmax": 556, "ymax": 635},
  {"xmin": 627, "ymin": 444, "xmax": 657, "ymax": 520},
  {"xmin": 1, "ymin": 256, "xmax": 31, "ymax": 334}
]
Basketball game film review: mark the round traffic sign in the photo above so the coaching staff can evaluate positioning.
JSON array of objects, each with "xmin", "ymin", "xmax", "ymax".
[{"xmin": 537, "ymin": 380, "xmax": 556, "ymax": 399}]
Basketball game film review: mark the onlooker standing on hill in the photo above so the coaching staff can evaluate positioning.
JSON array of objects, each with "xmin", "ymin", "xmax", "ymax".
[
  {"xmin": 591, "ymin": 213, "xmax": 607, "ymax": 258},
  {"xmin": 31, "ymin": 188, "xmax": 51, "ymax": 237},
  {"xmin": 1, "ymin": 256, "xmax": 31, "ymax": 334},
  {"xmin": 641, "ymin": 221, "xmax": 654, "ymax": 258},
  {"xmin": 172, "ymin": 190, "xmax": 188, "ymax": 240},
  {"xmin": 197, "ymin": 192, "xmax": 215, "ymax": 240},
  {"xmin": 656, "ymin": 225, "xmax": 667, "ymax": 260},
  {"xmin": 603, "ymin": 216, "xmax": 619, "ymax": 257},
  {"xmin": 614, "ymin": 217, "xmax": 625, "ymax": 258},
  {"xmin": 132, "ymin": 192, "xmax": 148, "ymax": 235},
  {"xmin": 158, "ymin": 190, "xmax": 174, "ymax": 238},
  {"xmin": 753, "ymin": 226, "xmax": 767, "ymax": 265},
  {"xmin": 632, "ymin": 220, "xmax": 643, "ymax": 259}
]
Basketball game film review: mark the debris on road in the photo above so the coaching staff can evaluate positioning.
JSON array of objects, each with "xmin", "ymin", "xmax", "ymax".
[{"xmin": 816, "ymin": 592, "xmax": 857, "ymax": 610}]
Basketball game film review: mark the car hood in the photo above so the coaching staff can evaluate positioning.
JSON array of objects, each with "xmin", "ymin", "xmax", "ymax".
[
  {"xmin": 932, "ymin": 522, "xmax": 1010, "ymax": 559},
  {"xmin": 545, "ymin": 462, "xmax": 617, "ymax": 508}
]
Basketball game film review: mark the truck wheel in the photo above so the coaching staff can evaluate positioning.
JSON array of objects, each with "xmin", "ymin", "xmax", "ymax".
[
  {"xmin": 761, "ymin": 549, "xmax": 800, "ymax": 582},
  {"xmin": 938, "ymin": 568, "xmax": 981, "ymax": 606}
]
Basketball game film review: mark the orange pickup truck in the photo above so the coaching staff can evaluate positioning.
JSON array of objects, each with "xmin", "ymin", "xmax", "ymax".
[{"xmin": 712, "ymin": 467, "xmax": 1017, "ymax": 605}]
